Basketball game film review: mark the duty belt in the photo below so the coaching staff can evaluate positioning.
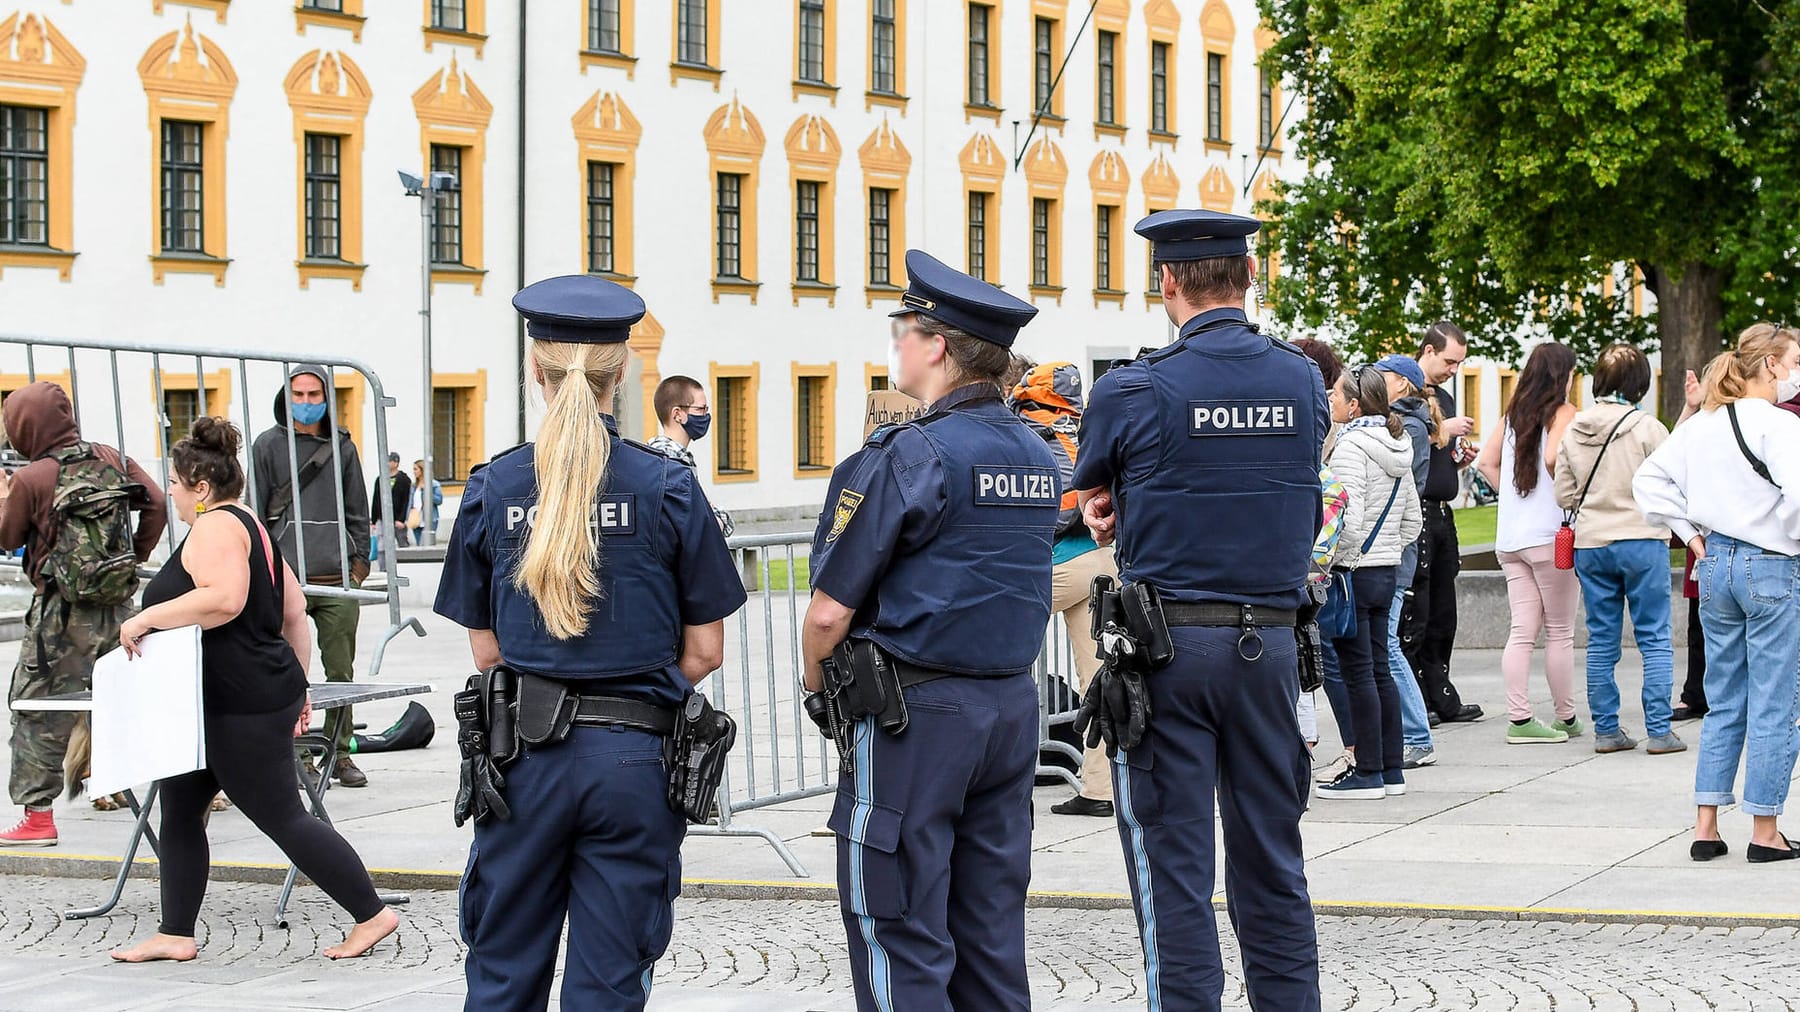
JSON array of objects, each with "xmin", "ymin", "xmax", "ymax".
[
  {"xmin": 570, "ymin": 695, "xmax": 677, "ymax": 736},
  {"xmin": 889, "ymin": 659, "xmax": 960, "ymax": 689},
  {"xmin": 1160, "ymin": 602, "xmax": 1300, "ymax": 629}
]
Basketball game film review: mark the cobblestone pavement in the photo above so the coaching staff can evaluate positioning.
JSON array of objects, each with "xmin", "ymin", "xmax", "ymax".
[{"xmin": 1, "ymin": 876, "xmax": 1798, "ymax": 1009}]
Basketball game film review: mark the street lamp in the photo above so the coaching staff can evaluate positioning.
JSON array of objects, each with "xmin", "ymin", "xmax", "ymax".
[{"xmin": 398, "ymin": 168, "xmax": 458, "ymax": 547}]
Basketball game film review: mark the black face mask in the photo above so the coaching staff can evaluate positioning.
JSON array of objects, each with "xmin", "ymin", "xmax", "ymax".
[{"xmin": 681, "ymin": 412, "xmax": 711, "ymax": 441}]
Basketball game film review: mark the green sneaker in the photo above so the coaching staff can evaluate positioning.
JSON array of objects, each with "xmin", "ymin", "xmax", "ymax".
[
  {"xmin": 1507, "ymin": 718, "xmax": 1571, "ymax": 745},
  {"xmin": 1552, "ymin": 716, "xmax": 1585, "ymax": 738}
]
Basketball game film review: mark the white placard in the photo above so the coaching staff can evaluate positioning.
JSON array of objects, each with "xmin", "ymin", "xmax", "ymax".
[{"xmin": 89, "ymin": 626, "xmax": 205, "ymax": 797}]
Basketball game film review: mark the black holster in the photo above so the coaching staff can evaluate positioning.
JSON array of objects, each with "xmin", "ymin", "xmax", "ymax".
[
  {"xmin": 1090, "ymin": 577, "xmax": 1175, "ymax": 672},
  {"xmin": 823, "ymin": 638, "xmax": 909, "ymax": 735},
  {"xmin": 453, "ymin": 666, "xmax": 518, "ymax": 827},
  {"xmin": 665, "ymin": 693, "xmax": 737, "ymax": 823},
  {"xmin": 1296, "ymin": 582, "xmax": 1328, "ymax": 693}
]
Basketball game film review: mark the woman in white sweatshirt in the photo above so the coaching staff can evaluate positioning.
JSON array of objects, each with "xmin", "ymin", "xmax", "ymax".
[
  {"xmin": 1317, "ymin": 366, "xmax": 1423, "ymax": 800},
  {"xmin": 1634, "ymin": 323, "xmax": 1800, "ymax": 864}
]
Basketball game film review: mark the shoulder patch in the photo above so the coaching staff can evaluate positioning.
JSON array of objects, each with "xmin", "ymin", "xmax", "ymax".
[{"xmin": 825, "ymin": 488, "xmax": 864, "ymax": 543}]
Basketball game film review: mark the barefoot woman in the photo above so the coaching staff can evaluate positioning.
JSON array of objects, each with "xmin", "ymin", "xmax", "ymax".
[{"xmin": 110, "ymin": 418, "xmax": 397, "ymax": 963}]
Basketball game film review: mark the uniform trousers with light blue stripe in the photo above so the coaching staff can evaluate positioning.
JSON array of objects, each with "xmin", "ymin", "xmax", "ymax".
[
  {"xmin": 1111, "ymin": 626, "xmax": 1321, "ymax": 1011},
  {"xmin": 829, "ymin": 672, "xmax": 1039, "ymax": 1012},
  {"xmin": 460, "ymin": 726, "xmax": 686, "ymax": 1012}
]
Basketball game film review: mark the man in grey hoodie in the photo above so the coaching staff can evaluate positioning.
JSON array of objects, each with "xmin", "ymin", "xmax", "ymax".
[{"xmin": 252, "ymin": 366, "xmax": 372, "ymax": 787}]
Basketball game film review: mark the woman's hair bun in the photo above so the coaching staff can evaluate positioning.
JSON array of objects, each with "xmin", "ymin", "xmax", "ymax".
[{"xmin": 190, "ymin": 416, "xmax": 242, "ymax": 457}]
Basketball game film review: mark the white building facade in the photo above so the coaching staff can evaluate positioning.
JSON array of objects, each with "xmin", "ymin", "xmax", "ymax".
[{"xmin": 0, "ymin": 0, "xmax": 1310, "ymax": 517}]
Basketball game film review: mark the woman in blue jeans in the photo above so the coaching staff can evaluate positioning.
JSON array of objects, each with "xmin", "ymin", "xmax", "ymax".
[
  {"xmin": 1635, "ymin": 323, "xmax": 1800, "ymax": 863},
  {"xmin": 1554, "ymin": 345, "xmax": 1682, "ymax": 755}
]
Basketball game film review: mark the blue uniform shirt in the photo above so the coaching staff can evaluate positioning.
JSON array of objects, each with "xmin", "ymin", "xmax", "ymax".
[
  {"xmin": 1072, "ymin": 308, "xmax": 1328, "ymax": 609},
  {"xmin": 811, "ymin": 383, "xmax": 1058, "ymax": 675},
  {"xmin": 434, "ymin": 416, "xmax": 746, "ymax": 706}
]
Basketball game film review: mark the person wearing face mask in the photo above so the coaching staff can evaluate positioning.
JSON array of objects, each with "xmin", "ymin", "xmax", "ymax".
[
  {"xmin": 1635, "ymin": 322, "xmax": 1800, "ymax": 865},
  {"xmin": 801, "ymin": 250, "xmax": 1057, "ymax": 1011},
  {"xmin": 251, "ymin": 366, "xmax": 372, "ymax": 788},
  {"xmin": 648, "ymin": 376, "xmax": 734, "ymax": 537}
]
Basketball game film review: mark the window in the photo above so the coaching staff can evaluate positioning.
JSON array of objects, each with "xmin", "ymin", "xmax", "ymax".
[
  {"xmin": 429, "ymin": 144, "xmax": 464, "ymax": 265},
  {"xmin": 795, "ymin": 179, "xmax": 820, "ymax": 282},
  {"xmin": 967, "ymin": 4, "xmax": 992, "ymax": 108},
  {"xmin": 794, "ymin": 366, "xmax": 837, "ymax": 476},
  {"xmin": 1095, "ymin": 205, "xmax": 1115, "ymax": 292},
  {"xmin": 871, "ymin": 0, "xmax": 898, "ymax": 94},
  {"xmin": 679, "ymin": 0, "xmax": 710, "ymax": 65},
  {"xmin": 1259, "ymin": 65, "xmax": 1275, "ymax": 150},
  {"xmin": 1150, "ymin": 42, "xmax": 1170, "ymax": 134},
  {"xmin": 162, "ymin": 388, "xmax": 201, "ymax": 448},
  {"xmin": 296, "ymin": 0, "xmax": 365, "ymax": 41},
  {"xmin": 1499, "ymin": 369, "xmax": 1518, "ymax": 417},
  {"xmin": 156, "ymin": 371, "xmax": 232, "ymax": 451},
  {"xmin": 1096, "ymin": 31, "xmax": 1116, "ymax": 126},
  {"xmin": 1462, "ymin": 369, "xmax": 1483, "ymax": 438},
  {"xmin": 590, "ymin": 0, "xmax": 622, "ymax": 53},
  {"xmin": 798, "ymin": 0, "xmax": 826, "ymax": 84},
  {"xmin": 160, "ymin": 120, "xmax": 204, "ymax": 254},
  {"xmin": 1033, "ymin": 198, "xmax": 1051, "ymax": 287},
  {"xmin": 431, "ymin": 389, "xmax": 469, "ymax": 482},
  {"xmin": 304, "ymin": 0, "xmax": 342, "ymax": 10},
  {"xmin": 1206, "ymin": 53, "xmax": 1224, "ymax": 141},
  {"xmin": 0, "ymin": 105, "xmax": 48, "ymax": 247},
  {"xmin": 968, "ymin": 191, "xmax": 988, "ymax": 280},
  {"xmin": 431, "ymin": 0, "xmax": 464, "ymax": 31},
  {"xmin": 868, "ymin": 370, "xmax": 890, "ymax": 391},
  {"xmin": 712, "ymin": 367, "xmax": 759, "ymax": 480},
  {"xmin": 716, "ymin": 172, "xmax": 743, "ymax": 278},
  {"xmin": 1257, "ymin": 247, "xmax": 1271, "ymax": 294},
  {"xmin": 586, "ymin": 161, "xmax": 615, "ymax": 274},
  {"xmin": 303, "ymin": 133, "xmax": 341, "ymax": 260},
  {"xmin": 868, "ymin": 188, "xmax": 892, "ymax": 286},
  {"xmin": 1034, "ymin": 18, "xmax": 1054, "ymax": 116}
]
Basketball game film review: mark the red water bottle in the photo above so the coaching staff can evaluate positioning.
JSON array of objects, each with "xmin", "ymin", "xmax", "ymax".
[{"xmin": 1554, "ymin": 520, "xmax": 1576, "ymax": 570}]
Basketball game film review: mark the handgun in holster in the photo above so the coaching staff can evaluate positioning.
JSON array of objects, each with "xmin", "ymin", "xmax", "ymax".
[
  {"xmin": 453, "ymin": 665, "xmax": 518, "ymax": 826},
  {"xmin": 825, "ymin": 638, "xmax": 909, "ymax": 735},
  {"xmin": 1295, "ymin": 581, "xmax": 1328, "ymax": 692},
  {"xmin": 665, "ymin": 692, "xmax": 737, "ymax": 824}
]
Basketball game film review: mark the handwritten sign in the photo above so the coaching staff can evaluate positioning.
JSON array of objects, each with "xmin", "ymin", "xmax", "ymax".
[{"xmin": 863, "ymin": 390, "xmax": 925, "ymax": 440}]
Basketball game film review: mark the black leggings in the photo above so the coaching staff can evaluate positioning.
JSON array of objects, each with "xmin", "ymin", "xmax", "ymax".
[{"xmin": 157, "ymin": 697, "xmax": 385, "ymax": 937}]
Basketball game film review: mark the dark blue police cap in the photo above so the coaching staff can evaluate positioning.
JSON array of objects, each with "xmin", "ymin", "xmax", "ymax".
[
  {"xmin": 887, "ymin": 250, "xmax": 1037, "ymax": 348},
  {"xmin": 1135, "ymin": 208, "xmax": 1260, "ymax": 263},
  {"xmin": 511, "ymin": 274, "xmax": 646, "ymax": 344}
]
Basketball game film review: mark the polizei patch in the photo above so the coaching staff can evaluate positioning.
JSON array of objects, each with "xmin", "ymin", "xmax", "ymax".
[
  {"xmin": 972, "ymin": 466, "xmax": 1060, "ymax": 507},
  {"xmin": 1188, "ymin": 399, "xmax": 1300, "ymax": 437},
  {"xmin": 502, "ymin": 494, "xmax": 637, "ymax": 540}
]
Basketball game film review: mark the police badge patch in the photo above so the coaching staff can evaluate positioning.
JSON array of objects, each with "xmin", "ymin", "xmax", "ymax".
[{"xmin": 826, "ymin": 489, "xmax": 865, "ymax": 543}]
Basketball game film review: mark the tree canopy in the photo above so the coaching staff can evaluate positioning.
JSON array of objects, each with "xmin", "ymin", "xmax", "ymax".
[{"xmin": 1259, "ymin": 0, "xmax": 1799, "ymax": 419}]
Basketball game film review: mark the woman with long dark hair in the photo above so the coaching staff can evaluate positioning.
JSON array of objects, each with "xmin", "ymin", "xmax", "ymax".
[{"xmin": 1478, "ymin": 342, "xmax": 1580, "ymax": 745}]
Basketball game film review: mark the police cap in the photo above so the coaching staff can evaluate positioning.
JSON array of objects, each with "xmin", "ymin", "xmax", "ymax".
[
  {"xmin": 887, "ymin": 249, "xmax": 1038, "ymax": 348},
  {"xmin": 1135, "ymin": 208, "xmax": 1260, "ymax": 263},
  {"xmin": 512, "ymin": 274, "xmax": 646, "ymax": 344}
]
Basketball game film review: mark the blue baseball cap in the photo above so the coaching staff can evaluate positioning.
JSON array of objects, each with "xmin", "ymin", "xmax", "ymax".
[
  {"xmin": 1134, "ymin": 208, "xmax": 1260, "ymax": 263},
  {"xmin": 1372, "ymin": 354, "xmax": 1428, "ymax": 392},
  {"xmin": 888, "ymin": 250, "xmax": 1038, "ymax": 348},
  {"xmin": 512, "ymin": 274, "xmax": 646, "ymax": 344}
]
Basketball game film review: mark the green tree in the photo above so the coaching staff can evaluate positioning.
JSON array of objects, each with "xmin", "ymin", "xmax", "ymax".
[{"xmin": 1259, "ymin": 0, "xmax": 1799, "ymax": 420}]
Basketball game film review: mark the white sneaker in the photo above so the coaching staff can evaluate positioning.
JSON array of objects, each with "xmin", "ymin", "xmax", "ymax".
[{"xmin": 1313, "ymin": 750, "xmax": 1353, "ymax": 785}]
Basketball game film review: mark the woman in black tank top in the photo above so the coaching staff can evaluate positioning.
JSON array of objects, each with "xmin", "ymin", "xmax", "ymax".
[{"xmin": 107, "ymin": 419, "xmax": 397, "ymax": 965}]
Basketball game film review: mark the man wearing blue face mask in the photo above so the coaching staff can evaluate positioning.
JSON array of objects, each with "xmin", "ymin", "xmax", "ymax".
[
  {"xmin": 648, "ymin": 375, "xmax": 734, "ymax": 536},
  {"xmin": 251, "ymin": 366, "xmax": 372, "ymax": 787}
]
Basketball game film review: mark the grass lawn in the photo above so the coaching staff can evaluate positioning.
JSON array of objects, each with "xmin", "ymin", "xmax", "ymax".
[
  {"xmin": 757, "ymin": 555, "xmax": 811, "ymax": 592},
  {"xmin": 1455, "ymin": 504, "xmax": 1498, "ymax": 546}
]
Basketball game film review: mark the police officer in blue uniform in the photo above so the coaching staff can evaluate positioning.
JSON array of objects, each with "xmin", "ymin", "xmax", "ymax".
[
  {"xmin": 435, "ymin": 275, "xmax": 746, "ymax": 1012},
  {"xmin": 1074, "ymin": 210, "xmax": 1325, "ymax": 1010},
  {"xmin": 801, "ymin": 250, "xmax": 1059, "ymax": 1012}
]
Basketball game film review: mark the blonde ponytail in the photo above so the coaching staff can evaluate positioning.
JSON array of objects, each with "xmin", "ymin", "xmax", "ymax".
[
  {"xmin": 514, "ymin": 339, "xmax": 631, "ymax": 639},
  {"xmin": 1702, "ymin": 323, "xmax": 1800, "ymax": 412}
]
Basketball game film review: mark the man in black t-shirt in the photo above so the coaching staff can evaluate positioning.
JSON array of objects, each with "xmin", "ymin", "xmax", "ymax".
[{"xmin": 1402, "ymin": 323, "xmax": 1486, "ymax": 723}]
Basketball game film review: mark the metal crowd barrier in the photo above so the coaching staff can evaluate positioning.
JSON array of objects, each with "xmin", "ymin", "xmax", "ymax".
[
  {"xmin": 0, "ymin": 334, "xmax": 424, "ymax": 673},
  {"xmin": 690, "ymin": 531, "xmax": 1083, "ymax": 877}
]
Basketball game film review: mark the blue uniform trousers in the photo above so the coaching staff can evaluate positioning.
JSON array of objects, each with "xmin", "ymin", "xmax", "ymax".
[
  {"xmin": 830, "ymin": 672, "xmax": 1039, "ymax": 1012},
  {"xmin": 1112, "ymin": 626, "xmax": 1321, "ymax": 1011},
  {"xmin": 461, "ymin": 725, "xmax": 686, "ymax": 1012}
]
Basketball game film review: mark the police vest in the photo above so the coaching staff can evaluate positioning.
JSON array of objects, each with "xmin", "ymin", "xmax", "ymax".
[
  {"xmin": 860, "ymin": 397, "xmax": 1058, "ymax": 675},
  {"xmin": 477, "ymin": 439, "xmax": 693, "ymax": 704},
  {"xmin": 1111, "ymin": 314, "xmax": 1325, "ymax": 608}
]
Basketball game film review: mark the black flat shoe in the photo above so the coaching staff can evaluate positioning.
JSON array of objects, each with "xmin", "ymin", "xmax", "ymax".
[
  {"xmin": 1672, "ymin": 705, "xmax": 1707, "ymax": 722},
  {"xmin": 1442, "ymin": 704, "xmax": 1485, "ymax": 724},
  {"xmin": 1428, "ymin": 712, "xmax": 1442, "ymax": 728},
  {"xmin": 1746, "ymin": 837, "xmax": 1800, "ymax": 863},
  {"xmin": 1690, "ymin": 839, "xmax": 1729, "ymax": 862},
  {"xmin": 1051, "ymin": 795, "xmax": 1114, "ymax": 818}
]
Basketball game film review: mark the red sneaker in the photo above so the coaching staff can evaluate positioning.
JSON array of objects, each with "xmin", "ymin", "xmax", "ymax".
[{"xmin": 0, "ymin": 808, "xmax": 57, "ymax": 847}]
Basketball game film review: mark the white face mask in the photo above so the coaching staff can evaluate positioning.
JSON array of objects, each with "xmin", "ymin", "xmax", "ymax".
[{"xmin": 1775, "ymin": 359, "xmax": 1800, "ymax": 403}]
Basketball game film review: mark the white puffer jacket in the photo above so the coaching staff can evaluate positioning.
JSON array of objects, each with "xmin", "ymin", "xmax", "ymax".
[{"xmin": 1329, "ymin": 418, "xmax": 1424, "ymax": 570}]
